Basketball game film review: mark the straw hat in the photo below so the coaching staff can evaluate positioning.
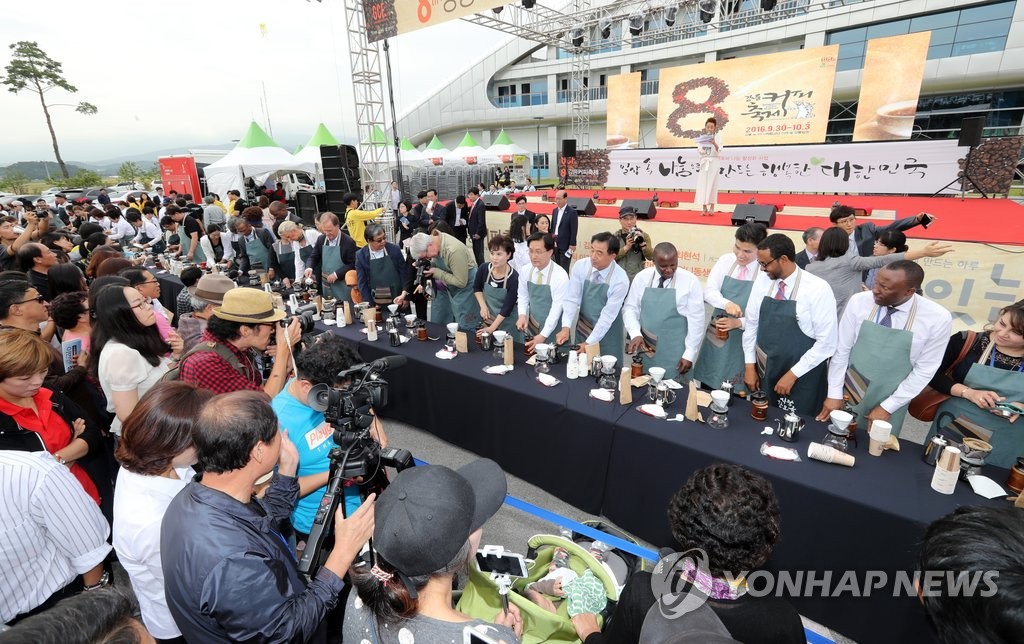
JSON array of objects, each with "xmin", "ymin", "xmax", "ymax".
[{"xmin": 213, "ymin": 288, "xmax": 285, "ymax": 324}]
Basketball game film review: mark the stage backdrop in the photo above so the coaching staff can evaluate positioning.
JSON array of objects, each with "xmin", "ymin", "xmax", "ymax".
[
  {"xmin": 655, "ymin": 45, "xmax": 839, "ymax": 148},
  {"xmin": 363, "ymin": 0, "xmax": 507, "ymax": 42},
  {"xmin": 606, "ymin": 72, "xmax": 642, "ymax": 149},
  {"xmin": 484, "ymin": 213, "xmax": 1021, "ymax": 333},
  {"xmin": 605, "ymin": 139, "xmax": 968, "ymax": 194},
  {"xmin": 853, "ymin": 32, "xmax": 932, "ymax": 142}
]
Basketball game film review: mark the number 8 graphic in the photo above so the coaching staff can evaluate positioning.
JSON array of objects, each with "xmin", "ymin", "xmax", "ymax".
[{"xmin": 666, "ymin": 76, "xmax": 730, "ymax": 138}]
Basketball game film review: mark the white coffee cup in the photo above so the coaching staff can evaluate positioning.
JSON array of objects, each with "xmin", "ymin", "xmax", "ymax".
[{"xmin": 868, "ymin": 420, "xmax": 893, "ymax": 456}]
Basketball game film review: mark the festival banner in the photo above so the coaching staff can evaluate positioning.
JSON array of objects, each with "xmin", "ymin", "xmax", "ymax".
[
  {"xmin": 656, "ymin": 45, "xmax": 839, "ymax": 148},
  {"xmin": 606, "ymin": 139, "xmax": 968, "ymax": 195},
  {"xmin": 484, "ymin": 213, "xmax": 1021, "ymax": 334},
  {"xmin": 853, "ymin": 32, "xmax": 932, "ymax": 142},
  {"xmin": 363, "ymin": 0, "xmax": 507, "ymax": 42},
  {"xmin": 606, "ymin": 72, "xmax": 642, "ymax": 149}
]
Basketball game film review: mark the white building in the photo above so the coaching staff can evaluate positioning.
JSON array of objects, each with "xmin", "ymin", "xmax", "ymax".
[{"xmin": 395, "ymin": 0, "xmax": 1024, "ymax": 183}]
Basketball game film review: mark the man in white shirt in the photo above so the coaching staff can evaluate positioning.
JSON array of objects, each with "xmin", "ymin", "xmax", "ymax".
[
  {"xmin": 0, "ymin": 451, "xmax": 111, "ymax": 624},
  {"xmin": 516, "ymin": 231, "xmax": 569, "ymax": 352},
  {"xmin": 743, "ymin": 233, "xmax": 838, "ymax": 416},
  {"xmin": 556, "ymin": 231, "xmax": 630, "ymax": 358},
  {"xmin": 816, "ymin": 260, "xmax": 951, "ymax": 435},
  {"xmin": 522, "ymin": 177, "xmax": 536, "ymax": 192},
  {"xmin": 623, "ymin": 242, "xmax": 705, "ymax": 375}
]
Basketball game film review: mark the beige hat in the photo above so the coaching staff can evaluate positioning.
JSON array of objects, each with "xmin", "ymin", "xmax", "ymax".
[
  {"xmin": 189, "ymin": 274, "xmax": 235, "ymax": 305},
  {"xmin": 213, "ymin": 288, "xmax": 285, "ymax": 324}
]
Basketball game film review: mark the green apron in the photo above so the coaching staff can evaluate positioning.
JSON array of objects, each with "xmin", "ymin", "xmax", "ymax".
[
  {"xmin": 754, "ymin": 271, "xmax": 828, "ymax": 416},
  {"xmin": 573, "ymin": 264, "xmax": 625, "ymax": 360},
  {"xmin": 929, "ymin": 341, "xmax": 1024, "ymax": 468},
  {"xmin": 321, "ymin": 241, "xmax": 351, "ymax": 302},
  {"xmin": 180, "ymin": 231, "xmax": 205, "ymax": 263},
  {"xmin": 526, "ymin": 264, "xmax": 554, "ymax": 337},
  {"xmin": 843, "ymin": 301, "xmax": 918, "ymax": 437},
  {"xmin": 274, "ymin": 242, "xmax": 297, "ymax": 282},
  {"xmin": 208, "ymin": 239, "xmax": 225, "ymax": 263},
  {"xmin": 482, "ymin": 263, "xmax": 522, "ymax": 342},
  {"xmin": 368, "ymin": 250, "xmax": 402, "ymax": 306},
  {"xmin": 637, "ymin": 272, "xmax": 688, "ymax": 374},
  {"xmin": 692, "ymin": 261, "xmax": 756, "ymax": 393},
  {"xmin": 245, "ymin": 233, "xmax": 270, "ymax": 273},
  {"xmin": 429, "ymin": 282, "xmax": 454, "ymax": 325},
  {"xmin": 431, "ymin": 244, "xmax": 480, "ymax": 331}
]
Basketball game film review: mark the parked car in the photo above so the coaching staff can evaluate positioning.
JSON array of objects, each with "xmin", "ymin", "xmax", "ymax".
[
  {"xmin": 108, "ymin": 181, "xmax": 145, "ymax": 191},
  {"xmin": 108, "ymin": 190, "xmax": 150, "ymax": 204},
  {"xmin": 151, "ymin": 179, "xmax": 162, "ymax": 191}
]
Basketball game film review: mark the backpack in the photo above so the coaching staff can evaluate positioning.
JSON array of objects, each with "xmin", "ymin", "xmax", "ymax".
[{"xmin": 162, "ymin": 340, "xmax": 246, "ymax": 382}]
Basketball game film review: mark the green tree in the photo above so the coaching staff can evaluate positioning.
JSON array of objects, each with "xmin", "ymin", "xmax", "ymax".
[
  {"xmin": 0, "ymin": 170, "xmax": 31, "ymax": 193},
  {"xmin": 1, "ymin": 41, "xmax": 98, "ymax": 179},
  {"xmin": 118, "ymin": 161, "xmax": 143, "ymax": 186},
  {"xmin": 66, "ymin": 169, "xmax": 102, "ymax": 188}
]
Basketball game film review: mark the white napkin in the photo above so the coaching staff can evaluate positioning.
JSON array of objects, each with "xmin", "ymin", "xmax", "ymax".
[
  {"xmin": 434, "ymin": 349, "xmax": 457, "ymax": 360},
  {"xmin": 662, "ymin": 379, "xmax": 683, "ymax": 390},
  {"xmin": 589, "ymin": 389, "xmax": 614, "ymax": 402},
  {"xmin": 537, "ymin": 373, "xmax": 561, "ymax": 387},
  {"xmin": 483, "ymin": 365, "xmax": 513, "ymax": 375},
  {"xmin": 360, "ymin": 325, "xmax": 383, "ymax": 334},
  {"xmin": 638, "ymin": 404, "xmax": 667, "ymax": 418},
  {"xmin": 966, "ymin": 475, "xmax": 1007, "ymax": 499}
]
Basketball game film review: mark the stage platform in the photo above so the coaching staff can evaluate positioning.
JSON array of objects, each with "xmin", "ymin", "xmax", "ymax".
[{"xmin": 502, "ymin": 190, "xmax": 1024, "ymax": 247}]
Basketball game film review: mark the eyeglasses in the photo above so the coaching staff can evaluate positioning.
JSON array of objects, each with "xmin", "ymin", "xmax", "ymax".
[
  {"xmin": 370, "ymin": 237, "xmax": 387, "ymax": 244},
  {"xmin": 757, "ymin": 257, "xmax": 779, "ymax": 270},
  {"xmin": 835, "ymin": 216, "xmax": 856, "ymax": 225},
  {"xmin": 139, "ymin": 279, "xmax": 158, "ymax": 286},
  {"xmin": 17, "ymin": 295, "xmax": 45, "ymax": 304},
  {"xmin": 130, "ymin": 299, "xmax": 152, "ymax": 310}
]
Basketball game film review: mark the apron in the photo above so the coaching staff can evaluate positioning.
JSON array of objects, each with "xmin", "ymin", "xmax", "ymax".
[
  {"xmin": 245, "ymin": 233, "xmax": 269, "ymax": 273},
  {"xmin": 526, "ymin": 264, "xmax": 554, "ymax": 337},
  {"xmin": 929, "ymin": 340, "xmax": 1024, "ymax": 468},
  {"xmin": 692, "ymin": 261, "xmax": 756, "ymax": 393},
  {"xmin": 843, "ymin": 301, "xmax": 919, "ymax": 436},
  {"xmin": 208, "ymin": 240, "xmax": 225, "ymax": 263},
  {"xmin": 638, "ymin": 272, "xmax": 688, "ymax": 374},
  {"xmin": 273, "ymin": 242, "xmax": 301, "ymax": 282},
  {"xmin": 482, "ymin": 264, "xmax": 522, "ymax": 342},
  {"xmin": 321, "ymin": 241, "xmax": 351, "ymax": 302},
  {"xmin": 430, "ymin": 243, "xmax": 480, "ymax": 331},
  {"xmin": 754, "ymin": 271, "xmax": 828, "ymax": 416},
  {"xmin": 138, "ymin": 223, "xmax": 166, "ymax": 254},
  {"xmin": 573, "ymin": 264, "xmax": 625, "ymax": 360},
  {"xmin": 368, "ymin": 251, "xmax": 402, "ymax": 306},
  {"xmin": 180, "ymin": 230, "xmax": 206, "ymax": 262}
]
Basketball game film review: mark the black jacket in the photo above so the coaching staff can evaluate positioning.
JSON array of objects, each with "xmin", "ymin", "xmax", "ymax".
[
  {"xmin": 853, "ymin": 215, "xmax": 922, "ymax": 257},
  {"xmin": 468, "ymin": 199, "xmax": 488, "ymax": 238}
]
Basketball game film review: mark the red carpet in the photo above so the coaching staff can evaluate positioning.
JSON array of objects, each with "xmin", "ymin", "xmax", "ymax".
[{"xmin": 501, "ymin": 190, "xmax": 1024, "ymax": 246}]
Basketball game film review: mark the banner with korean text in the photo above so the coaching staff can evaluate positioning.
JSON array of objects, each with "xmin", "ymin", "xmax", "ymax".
[
  {"xmin": 853, "ymin": 32, "xmax": 932, "ymax": 141},
  {"xmin": 363, "ymin": 0, "xmax": 508, "ymax": 43},
  {"xmin": 606, "ymin": 139, "xmax": 968, "ymax": 194},
  {"xmin": 655, "ymin": 45, "xmax": 839, "ymax": 148}
]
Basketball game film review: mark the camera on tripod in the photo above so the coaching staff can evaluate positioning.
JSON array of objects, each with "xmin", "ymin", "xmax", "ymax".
[
  {"xmin": 414, "ymin": 257, "xmax": 436, "ymax": 299},
  {"xmin": 297, "ymin": 355, "xmax": 414, "ymax": 579}
]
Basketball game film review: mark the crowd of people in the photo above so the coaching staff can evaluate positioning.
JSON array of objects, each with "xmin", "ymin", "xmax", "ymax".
[{"xmin": 0, "ymin": 186, "xmax": 1020, "ymax": 644}]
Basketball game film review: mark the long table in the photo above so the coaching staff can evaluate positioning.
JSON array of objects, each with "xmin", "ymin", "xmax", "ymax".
[{"xmin": 326, "ymin": 320, "xmax": 1002, "ymax": 644}]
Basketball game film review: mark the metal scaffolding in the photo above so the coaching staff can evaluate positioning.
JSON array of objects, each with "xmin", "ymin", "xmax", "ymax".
[
  {"xmin": 344, "ymin": 0, "xmax": 390, "ymax": 208},
  {"xmin": 568, "ymin": 0, "xmax": 593, "ymax": 149}
]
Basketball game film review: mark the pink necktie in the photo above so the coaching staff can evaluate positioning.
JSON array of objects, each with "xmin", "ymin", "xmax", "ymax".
[
  {"xmin": 737, "ymin": 265, "xmax": 748, "ymax": 280},
  {"xmin": 774, "ymin": 282, "xmax": 786, "ymax": 300}
]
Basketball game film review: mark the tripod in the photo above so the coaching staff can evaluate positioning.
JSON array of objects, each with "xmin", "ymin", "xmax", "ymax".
[{"xmin": 933, "ymin": 145, "xmax": 988, "ymax": 200}]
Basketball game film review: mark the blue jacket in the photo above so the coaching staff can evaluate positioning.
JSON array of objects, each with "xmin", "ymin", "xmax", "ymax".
[
  {"xmin": 355, "ymin": 242, "xmax": 409, "ymax": 303},
  {"xmin": 161, "ymin": 474, "xmax": 344, "ymax": 643}
]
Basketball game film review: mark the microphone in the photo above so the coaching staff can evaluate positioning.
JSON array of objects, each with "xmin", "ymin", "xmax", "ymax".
[{"xmin": 370, "ymin": 355, "xmax": 407, "ymax": 372}]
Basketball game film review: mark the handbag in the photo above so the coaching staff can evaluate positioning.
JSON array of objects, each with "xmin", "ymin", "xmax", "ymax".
[{"xmin": 908, "ymin": 330, "xmax": 977, "ymax": 422}]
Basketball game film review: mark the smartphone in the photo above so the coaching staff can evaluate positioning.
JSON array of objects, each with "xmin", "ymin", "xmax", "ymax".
[
  {"xmin": 995, "ymin": 402, "xmax": 1024, "ymax": 415},
  {"xmin": 475, "ymin": 550, "xmax": 528, "ymax": 578},
  {"xmin": 920, "ymin": 213, "xmax": 935, "ymax": 229},
  {"xmin": 464, "ymin": 626, "xmax": 503, "ymax": 644}
]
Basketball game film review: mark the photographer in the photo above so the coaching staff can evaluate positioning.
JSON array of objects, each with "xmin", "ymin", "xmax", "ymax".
[
  {"xmin": 408, "ymin": 231, "xmax": 481, "ymax": 331},
  {"xmin": 271, "ymin": 334, "xmax": 388, "ymax": 553},
  {"xmin": 177, "ymin": 289, "xmax": 301, "ymax": 397},
  {"xmin": 614, "ymin": 206, "xmax": 653, "ymax": 283},
  {"xmin": 162, "ymin": 390, "xmax": 376, "ymax": 643},
  {"xmin": 344, "ymin": 459, "xmax": 521, "ymax": 643}
]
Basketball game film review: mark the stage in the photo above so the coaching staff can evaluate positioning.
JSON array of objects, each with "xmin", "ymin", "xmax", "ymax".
[{"xmin": 500, "ymin": 189, "xmax": 1024, "ymax": 246}]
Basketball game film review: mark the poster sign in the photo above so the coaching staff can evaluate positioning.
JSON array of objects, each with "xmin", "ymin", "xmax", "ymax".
[
  {"xmin": 606, "ymin": 72, "xmax": 642, "ymax": 149},
  {"xmin": 853, "ymin": 32, "xmax": 932, "ymax": 141},
  {"xmin": 606, "ymin": 139, "xmax": 968, "ymax": 195},
  {"xmin": 656, "ymin": 46, "xmax": 839, "ymax": 147},
  {"xmin": 364, "ymin": 0, "xmax": 508, "ymax": 43}
]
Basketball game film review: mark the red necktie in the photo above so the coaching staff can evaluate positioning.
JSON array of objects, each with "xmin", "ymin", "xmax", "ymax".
[{"xmin": 774, "ymin": 281, "xmax": 786, "ymax": 300}]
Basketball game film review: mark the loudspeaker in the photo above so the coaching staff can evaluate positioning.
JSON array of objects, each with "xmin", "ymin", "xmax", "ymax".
[
  {"xmin": 958, "ymin": 116, "xmax": 985, "ymax": 148},
  {"xmin": 731, "ymin": 204, "xmax": 777, "ymax": 227},
  {"xmin": 295, "ymin": 191, "xmax": 327, "ymax": 226},
  {"xmin": 562, "ymin": 139, "xmax": 577, "ymax": 158},
  {"xmin": 565, "ymin": 197, "xmax": 597, "ymax": 217},
  {"xmin": 620, "ymin": 198, "xmax": 657, "ymax": 220},
  {"xmin": 481, "ymin": 194, "xmax": 510, "ymax": 211}
]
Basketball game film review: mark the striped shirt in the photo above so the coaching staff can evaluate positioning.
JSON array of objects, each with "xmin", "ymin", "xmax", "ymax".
[{"xmin": 0, "ymin": 451, "xmax": 111, "ymax": 623}]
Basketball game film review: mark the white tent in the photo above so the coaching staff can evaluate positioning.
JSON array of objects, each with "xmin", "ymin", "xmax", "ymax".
[
  {"xmin": 204, "ymin": 122, "xmax": 317, "ymax": 197},
  {"xmin": 444, "ymin": 132, "xmax": 499, "ymax": 166}
]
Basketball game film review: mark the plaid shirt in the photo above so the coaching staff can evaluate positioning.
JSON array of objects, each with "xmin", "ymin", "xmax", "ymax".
[
  {"xmin": 178, "ymin": 331, "xmax": 262, "ymax": 394},
  {"xmin": 176, "ymin": 287, "xmax": 193, "ymax": 320}
]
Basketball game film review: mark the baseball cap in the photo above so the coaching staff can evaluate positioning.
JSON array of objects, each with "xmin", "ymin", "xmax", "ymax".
[
  {"xmin": 619, "ymin": 206, "xmax": 638, "ymax": 218},
  {"xmin": 373, "ymin": 459, "xmax": 507, "ymax": 577}
]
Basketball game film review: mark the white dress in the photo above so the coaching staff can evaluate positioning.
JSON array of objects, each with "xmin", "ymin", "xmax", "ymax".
[{"xmin": 694, "ymin": 132, "xmax": 723, "ymax": 206}]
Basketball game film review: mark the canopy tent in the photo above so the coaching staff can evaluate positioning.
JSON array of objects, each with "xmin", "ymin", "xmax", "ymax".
[
  {"xmin": 444, "ymin": 132, "xmax": 499, "ymax": 166},
  {"xmin": 204, "ymin": 122, "xmax": 317, "ymax": 198},
  {"xmin": 421, "ymin": 134, "xmax": 449, "ymax": 166},
  {"xmin": 397, "ymin": 137, "xmax": 427, "ymax": 165},
  {"xmin": 295, "ymin": 122, "xmax": 342, "ymax": 174},
  {"xmin": 486, "ymin": 129, "xmax": 532, "ymax": 161}
]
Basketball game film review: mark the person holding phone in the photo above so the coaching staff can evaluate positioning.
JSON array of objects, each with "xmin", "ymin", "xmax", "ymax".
[
  {"xmin": 925, "ymin": 302, "xmax": 1024, "ymax": 467},
  {"xmin": 344, "ymin": 459, "xmax": 522, "ymax": 643}
]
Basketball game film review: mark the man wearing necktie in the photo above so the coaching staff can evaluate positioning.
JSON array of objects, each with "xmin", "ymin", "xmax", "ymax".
[
  {"xmin": 742, "ymin": 234, "xmax": 838, "ymax": 416},
  {"xmin": 556, "ymin": 231, "xmax": 628, "ymax": 359},
  {"xmin": 816, "ymin": 261, "xmax": 952, "ymax": 436},
  {"xmin": 550, "ymin": 190, "xmax": 578, "ymax": 271},
  {"xmin": 623, "ymin": 243, "xmax": 705, "ymax": 376}
]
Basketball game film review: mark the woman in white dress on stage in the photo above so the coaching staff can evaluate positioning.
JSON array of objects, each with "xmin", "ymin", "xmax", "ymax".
[{"xmin": 694, "ymin": 117, "xmax": 723, "ymax": 217}]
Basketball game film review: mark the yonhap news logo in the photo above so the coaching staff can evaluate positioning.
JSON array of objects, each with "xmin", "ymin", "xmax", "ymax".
[{"xmin": 651, "ymin": 550, "xmax": 999, "ymax": 619}]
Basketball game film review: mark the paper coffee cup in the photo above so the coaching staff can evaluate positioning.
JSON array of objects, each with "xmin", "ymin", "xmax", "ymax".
[
  {"xmin": 808, "ymin": 442, "xmax": 855, "ymax": 468},
  {"xmin": 867, "ymin": 420, "xmax": 893, "ymax": 456}
]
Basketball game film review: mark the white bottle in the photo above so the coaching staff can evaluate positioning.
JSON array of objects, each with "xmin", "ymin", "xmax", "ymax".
[
  {"xmin": 366, "ymin": 320, "xmax": 378, "ymax": 342},
  {"xmin": 566, "ymin": 350, "xmax": 578, "ymax": 379},
  {"xmin": 578, "ymin": 352, "xmax": 589, "ymax": 376}
]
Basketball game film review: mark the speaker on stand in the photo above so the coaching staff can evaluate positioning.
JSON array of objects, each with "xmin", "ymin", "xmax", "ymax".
[{"xmin": 932, "ymin": 116, "xmax": 988, "ymax": 199}]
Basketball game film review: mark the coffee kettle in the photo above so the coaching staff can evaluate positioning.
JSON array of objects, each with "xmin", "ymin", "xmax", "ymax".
[{"xmin": 775, "ymin": 412, "xmax": 804, "ymax": 442}]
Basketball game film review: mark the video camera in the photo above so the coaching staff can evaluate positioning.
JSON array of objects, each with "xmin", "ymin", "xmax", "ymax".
[{"xmin": 297, "ymin": 355, "xmax": 414, "ymax": 579}]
